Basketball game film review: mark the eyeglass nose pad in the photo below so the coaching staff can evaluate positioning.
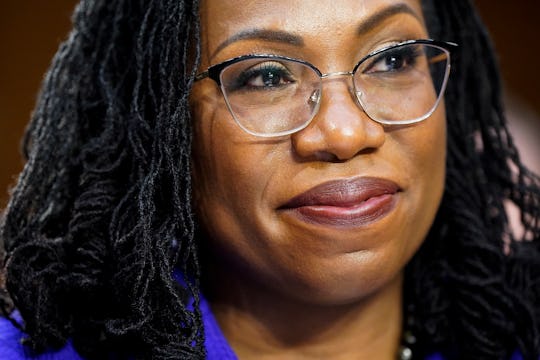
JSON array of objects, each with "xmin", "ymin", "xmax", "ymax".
[
  {"xmin": 354, "ymin": 90, "xmax": 367, "ymax": 111},
  {"xmin": 309, "ymin": 89, "xmax": 321, "ymax": 106},
  {"xmin": 355, "ymin": 90, "xmax": 363, "ymax": 104}
]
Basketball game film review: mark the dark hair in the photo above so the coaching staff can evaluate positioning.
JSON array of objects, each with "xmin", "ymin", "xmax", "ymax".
[
  {"xmin": 410, "ymin": 1, "xmax": 540, "ymax": 359},
  {"xmin": 1, "ymin": 0, "xmax": 539, "ymax": 359}
]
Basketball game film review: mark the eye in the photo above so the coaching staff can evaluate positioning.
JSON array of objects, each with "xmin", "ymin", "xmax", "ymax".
[
  {"xmin": 233, "ymin": 61, "xmax": 295, "ymax": 90},
  {"xmin": 364, "ymin": 45, "xmax": 422, "ymax": 74}
]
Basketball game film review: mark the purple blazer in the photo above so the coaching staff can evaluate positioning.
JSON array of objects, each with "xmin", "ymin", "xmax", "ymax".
[{"xmin": 0, "ymin": 296, "xmax": 526, "ymax": 359}]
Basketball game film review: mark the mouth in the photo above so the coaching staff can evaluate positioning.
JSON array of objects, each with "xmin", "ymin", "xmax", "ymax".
[{"xmin": 279, "ymin": 177, "xmax": 401, "ymax": 227}]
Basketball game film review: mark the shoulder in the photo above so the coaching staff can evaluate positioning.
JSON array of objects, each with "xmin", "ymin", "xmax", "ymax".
[{"xmin": 0, "ymin": 312, "xmax": 83, "ymax": 360}]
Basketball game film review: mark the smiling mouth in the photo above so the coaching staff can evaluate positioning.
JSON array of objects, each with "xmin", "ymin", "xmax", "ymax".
[{"xmin": 278, "ymin": 177, "xmax": 400, "ymax": 227}]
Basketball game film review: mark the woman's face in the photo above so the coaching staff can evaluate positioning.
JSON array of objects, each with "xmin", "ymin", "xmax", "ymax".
[{"xmin": 190, "ymin": 0, "xmax": 446, "ymax": 305}]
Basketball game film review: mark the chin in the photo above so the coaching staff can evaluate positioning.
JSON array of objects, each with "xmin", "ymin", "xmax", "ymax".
[{"xmin": 271, "ymin": 255, "xmax": 405, "ymax": 307}]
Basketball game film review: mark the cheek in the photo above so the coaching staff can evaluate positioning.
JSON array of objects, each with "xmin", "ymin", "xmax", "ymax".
[
  {"xmin": 393, "ymin": 101, "xmax": 446, "ymax": 184},
  {"xmin": 417, "ymin": 106, "xmax": 446, "ymax": 186},
  {"xmin": 190, "ymin": 89, "xmax": 284, "ymax": 257},
  {"xmin": 192, "ymin": 114, "xmax": 274, "ymax": 210},
  {"xmin": 396, "ymin": 104, "xmax": 446, "ymax": 250},
  {"xmin": 189, "ymin": 84, "xmax": 448, "ymax": 304}
]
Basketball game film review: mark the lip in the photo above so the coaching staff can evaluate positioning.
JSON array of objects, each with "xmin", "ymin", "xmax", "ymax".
[{"xmin": 279, "ymin": 177, "xmax": 401, "ymax": 227}]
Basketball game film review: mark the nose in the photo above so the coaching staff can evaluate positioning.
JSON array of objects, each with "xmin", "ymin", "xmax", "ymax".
[{"xmin": 292, "ymin": 78, "xmax": 385, "ymax": 161}]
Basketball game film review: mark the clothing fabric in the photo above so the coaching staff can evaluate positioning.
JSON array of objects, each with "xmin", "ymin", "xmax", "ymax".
[
  {"xmin": 0, "ymin": 312, "xmax": 81, "ymax": 360},
  {"xmin": 0, "ymin": 298, "xmax": 526, "ymax": 359}
]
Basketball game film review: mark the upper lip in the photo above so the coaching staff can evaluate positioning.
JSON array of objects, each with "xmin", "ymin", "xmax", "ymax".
[{"xmin": 280, "ymin": 177, "xmax": 400, "ymax": 209}]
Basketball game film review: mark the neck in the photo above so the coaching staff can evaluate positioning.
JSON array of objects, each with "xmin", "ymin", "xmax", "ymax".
[{"xmin": 205, "ymin": 268, "xmax": 404, "ymax": 360}]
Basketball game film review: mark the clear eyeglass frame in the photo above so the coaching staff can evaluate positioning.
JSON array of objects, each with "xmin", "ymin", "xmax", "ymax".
[{"xmin": 195, "ymin": 39, "xmax": 458, "ymax": 137}]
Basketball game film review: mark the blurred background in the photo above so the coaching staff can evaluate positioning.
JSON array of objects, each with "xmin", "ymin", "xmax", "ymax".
[{"xmin": 1, "ymin": 1, "xmax": 539, "ymax": 209}]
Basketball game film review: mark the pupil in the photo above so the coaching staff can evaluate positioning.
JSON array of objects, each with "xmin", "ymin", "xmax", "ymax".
[
  {"xmin": 386, "ymin": 55, "xmax": 403, "ymax": 69},
  {"xmin": 263, "ymin": 71, "xmax": 280, "ymax": 86}
]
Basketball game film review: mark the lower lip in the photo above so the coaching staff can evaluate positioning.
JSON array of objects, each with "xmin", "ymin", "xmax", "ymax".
[{"xmin": 283, "ymin": 194, "xmax": 398, "ymax": 228}]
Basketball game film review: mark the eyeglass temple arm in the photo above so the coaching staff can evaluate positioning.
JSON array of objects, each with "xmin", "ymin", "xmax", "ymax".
[
  {"xmin": 429, "ymin": 53, "xmax": 449, "ymax": 64},
  {"xmin": 195, "ymin": 71, "xmax": 209, "ymax": 82}
]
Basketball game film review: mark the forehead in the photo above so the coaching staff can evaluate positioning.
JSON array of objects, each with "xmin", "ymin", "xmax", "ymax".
[{"xmin": 199, "ymin": 0, "xmax": 426, "ymax": 60}]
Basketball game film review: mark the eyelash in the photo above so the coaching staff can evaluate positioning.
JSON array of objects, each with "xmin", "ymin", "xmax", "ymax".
[
  {"xmin": 363, "ymin": 45, "xmax": 421, "ymax": 74},
  {"xmin": 232, "ymin": 62, "xmax": 294, "ymax": 90}
]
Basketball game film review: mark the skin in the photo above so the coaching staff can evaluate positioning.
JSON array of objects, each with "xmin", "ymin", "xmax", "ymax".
[{"xmin": 190, "ymin": 0, "xmax": 447, "ymax": 358}]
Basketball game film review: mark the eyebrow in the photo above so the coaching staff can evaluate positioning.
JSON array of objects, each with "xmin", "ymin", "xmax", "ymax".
[
  {"xmin": 212, "ymin": 3, "xmax": 421, "ymax": 57},
  {"xmin": 356, "ymin": 3, "xmax": 422, "ymax": 36},
  {"xmin": 212, "ymin": 29, "xmax": 304, "ymax": 58}
]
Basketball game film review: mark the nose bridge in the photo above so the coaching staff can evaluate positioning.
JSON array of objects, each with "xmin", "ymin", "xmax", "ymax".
[
  {"xmin": 317, "ymin": 73, "xmax": 361, "ymax": 124},
  {"xmin": 320, "ymin": 70, "xmax": 354, "ymax": 79},
  {"xmin": 292, "ymin": 68, "xmax": 384, "ymax": 161},
  {"xmin": 315, "ymin": 71, "xmax": 359, "ymax": 112},
  {"xmin": 319, "ymin": 71, "xmax": 356, "ymax": 99},
  {"xmin": 311, "ymin": 71, "xmax": 359, "ymax": 110}
]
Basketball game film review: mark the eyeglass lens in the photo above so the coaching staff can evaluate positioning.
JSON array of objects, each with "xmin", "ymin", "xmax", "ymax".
[{"xmin": 219, "ymin": 43, "xmax": 450, "ymax": 136}]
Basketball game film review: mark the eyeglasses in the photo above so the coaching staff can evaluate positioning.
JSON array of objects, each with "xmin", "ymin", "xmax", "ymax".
[{"xmin": 195, "ymin": 39, "xmax": 458, "ymax": 137}]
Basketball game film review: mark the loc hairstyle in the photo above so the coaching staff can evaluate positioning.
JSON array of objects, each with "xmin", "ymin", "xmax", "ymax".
[
  {"xmin": 409, "ymin": 1, "xmax": 540, "ymax": 359},
  {"xmin": 1, "ymin": 0, "xmax": 204, "ymax": 358},
  {"xmin": 0, "ymin": 0, "xmax": 539, "ymax": 359}
]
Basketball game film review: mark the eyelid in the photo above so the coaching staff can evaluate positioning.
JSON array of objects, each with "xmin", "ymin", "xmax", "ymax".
[
  {"xmin": 247, "ymin": 60, "xmax": 289, "ymax": 70},
  {"xmin": 231, "ymin": 59, "xmax": 294, "ymax": 79},
  {"xmin": 238, "ymin": 62, "xmax": 291, "ymax": 81},
  {"xmin": 362, "ymin": 46, "xmax": 419, "ymax": 74},
  {"xmin": 198, "ymin": 40, "xmax": 457, "ymax": 85},
  {"xmin": 361, "ymin": 39, "xmax": 410, "ymax": 58}
]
